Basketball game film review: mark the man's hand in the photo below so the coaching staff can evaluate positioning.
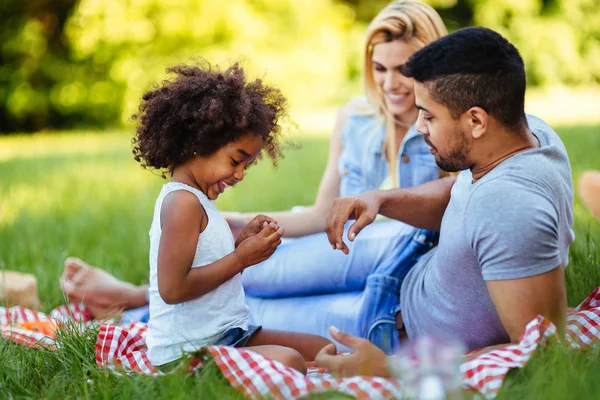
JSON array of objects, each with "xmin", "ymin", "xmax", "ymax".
[
  {"xmin": 234, "ymin": 214, "xmax": 277, "ymax": 248},
  {"xmin": 325, "ymin": 191, "xmax": 381, "ymax": 254},
  {"xmin": 315, "ymin": 326, "xmax": 390, "ymax": 378}
]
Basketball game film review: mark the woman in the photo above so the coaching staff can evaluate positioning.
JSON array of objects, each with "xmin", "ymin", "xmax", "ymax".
[{"xmin": 61, "ymin": 1, "xmax": 449, "ymax": 353}]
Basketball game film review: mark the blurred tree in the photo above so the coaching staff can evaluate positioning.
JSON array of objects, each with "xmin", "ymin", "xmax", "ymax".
[
  {"xmin": 0, "ymin": 0, "xmax": 122, "ymax": 133},
  {"xmin": 340, "ymin": 0, "xmax": 600, "ymax": 86},
  {"xmin": 63, "ymin": 0, "xmax": 359, "ymax": 127},
  {"xmin": 0, "ymin": 0, "xmax": 598, "ymax": 133},
  {"xmin": 470, "ymin": 0, "xmax": 600, "ymax": 86},
  {"xmin": 340, "ymin": 0, "xmax": 470, "ymax": 27},
  {"xmin": 1, "ymin": 0, "xmax": 73, "ymax": 131}
]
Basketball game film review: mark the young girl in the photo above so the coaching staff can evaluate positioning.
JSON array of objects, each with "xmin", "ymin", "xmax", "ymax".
[{"xmin": 132, "ymin": 62, "xmax": 330, "ymax": 373}]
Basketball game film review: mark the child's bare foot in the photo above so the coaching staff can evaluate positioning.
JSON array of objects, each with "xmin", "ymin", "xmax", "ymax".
[
  {"xmin": 579, "ymin": 171, "xmax": 600, "ymax": 221},
  {"xmin": 60, "ymin": 257, "xmax": 148, "ymax": 319}
]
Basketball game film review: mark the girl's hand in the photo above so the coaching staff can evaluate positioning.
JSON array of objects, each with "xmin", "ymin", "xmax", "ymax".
[
  {"xmin": 233, "ymin": 222, "xmax": 284, "ymax": 268},
  {"xmin": 234, "ymin": 214, "xmax": 278, "ymax": 248}
]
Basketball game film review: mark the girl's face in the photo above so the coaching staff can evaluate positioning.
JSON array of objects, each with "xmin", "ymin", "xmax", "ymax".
[
  {"xmin": 372, "ymin": 40, "xmax": 418, "ymax": 122},
  {"xmin": 191, "ymin": 134, "xmax": 263, "ymax": 200}
]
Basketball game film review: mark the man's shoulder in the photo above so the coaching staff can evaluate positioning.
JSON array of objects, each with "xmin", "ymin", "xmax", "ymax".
[
  {"xmin": 469, "ymin": 176, "xmax": 540, "ymax": 205},
  {"xmin": 526, "ymin": 114, "xmax": 569, "ymax": 161},
  {"xmin": 474, "ymin": 166, "xmax": 558, "ymax": 199},
  {"xmin": 470, "ymin": 115, "xmax": 571, "ymax": 204},
  {"xmin": 464, "ymin": 172, "xmax": 559, "ymax": 233}
]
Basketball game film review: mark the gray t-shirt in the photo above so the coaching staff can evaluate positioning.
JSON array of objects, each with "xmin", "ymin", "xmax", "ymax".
[{"xmin": 400, "ymin": 115, "xmax": 574, "ymax": 351}]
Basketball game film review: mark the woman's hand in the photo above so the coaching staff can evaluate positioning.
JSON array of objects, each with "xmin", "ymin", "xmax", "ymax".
[
  {"xmin": 233, "ymin": 222, "xmax": 284, "ymax": 268},
  {"xmin": 234, "ymin": 214, "xmax": 278, "ymax": 248}
]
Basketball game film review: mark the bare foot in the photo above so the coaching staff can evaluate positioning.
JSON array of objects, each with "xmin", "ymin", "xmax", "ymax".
[
  {"xmin": 579, "ymin": 171, "xmax": 600, "ymax": 221},
  {"xmin": 60, "ymin": 257, "xmax": 148, "ymax": 319}
]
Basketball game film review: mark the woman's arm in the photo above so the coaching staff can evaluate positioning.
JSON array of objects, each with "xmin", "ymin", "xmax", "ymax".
[{"xmin": 228, "ymin": 103, "xmax": 355, "ymax": 238}]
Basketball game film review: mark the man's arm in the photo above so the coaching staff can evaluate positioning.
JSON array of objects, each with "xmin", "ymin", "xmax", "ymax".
[
  {"xmin": 325, "ymin": 176, "xmax": 456, "ymax": 253},
  {"xmin": 378, "ymin": 176, "xmax": 456, "ymax": 230},
  {"xmin": 465, "ymin": 177, "xmax": 568, "ymax": 346},
  {"xmin": 462, "ymin": 267, "xmax": 567, "ymax": 361},
  {"xmin": 486, "ymin": 266, "xmax": 567, "ymax": 343}
]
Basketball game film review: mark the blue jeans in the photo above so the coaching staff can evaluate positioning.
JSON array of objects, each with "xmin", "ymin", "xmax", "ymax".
[
  {"xmin": 243, "ymin": 220, "xmax": 420, "ymax": 297},
  {"xmin": 245, "ymin": 221, "xmax": 437, "ymax": 354}
]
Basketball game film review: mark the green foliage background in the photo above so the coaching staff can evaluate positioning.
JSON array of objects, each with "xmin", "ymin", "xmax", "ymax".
[{"xmin": 1, "ymin": 0, "xmax": 599, "ymax": 133}]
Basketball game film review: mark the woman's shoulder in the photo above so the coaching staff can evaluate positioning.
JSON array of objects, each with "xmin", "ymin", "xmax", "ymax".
[
  {"xmin": 337, "ymin": 97, "xmax": 382, "ymax": 138},
  {"xmin": 340, "ymin": 97, "xmax": 378, "ymax": 119}
]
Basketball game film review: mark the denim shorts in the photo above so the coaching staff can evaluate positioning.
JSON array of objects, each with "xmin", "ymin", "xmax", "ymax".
[
  {"xmin": 156, "ymin": 325, "xmax": 262, "ymax": 372},
  {"xmin": 216, "ymin": 325, "xmax": 262, "ymax": 347}
]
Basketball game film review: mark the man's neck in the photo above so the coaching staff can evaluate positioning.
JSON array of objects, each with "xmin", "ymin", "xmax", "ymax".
[{"xmin": 471, "ymin": 124, "xmax": 539, "ymax": 182}]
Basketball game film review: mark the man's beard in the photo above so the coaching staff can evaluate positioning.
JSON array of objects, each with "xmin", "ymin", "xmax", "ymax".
[{"xmin": 434, "ymin": 130, "xmax": 471, "ymax": 173}]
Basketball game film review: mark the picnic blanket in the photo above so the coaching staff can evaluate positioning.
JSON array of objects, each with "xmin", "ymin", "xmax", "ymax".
[{"xmin": 2, "ymin": 287, "xmax": 600, "ymax": 399}]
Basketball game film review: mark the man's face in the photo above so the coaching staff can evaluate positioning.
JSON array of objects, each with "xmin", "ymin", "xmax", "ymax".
[{"xmin": 414, "ymin": 82, "xmax": 472, "ymax": 173}]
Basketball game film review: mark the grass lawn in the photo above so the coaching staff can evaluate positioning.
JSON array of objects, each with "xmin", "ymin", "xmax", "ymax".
[{"xmin": 1, "ymin": 124, "xmax": 600, "ymax": 399}]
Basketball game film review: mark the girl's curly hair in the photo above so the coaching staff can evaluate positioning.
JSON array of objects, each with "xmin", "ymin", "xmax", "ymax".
[{"xmin": 131, "ymin": 61, "xmax": 289, "ymax": 175}]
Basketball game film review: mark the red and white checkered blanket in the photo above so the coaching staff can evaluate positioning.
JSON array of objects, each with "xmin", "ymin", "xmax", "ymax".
[{"xmin": 3, "ymin": 287, "xmax": 600, "ymax": 399}]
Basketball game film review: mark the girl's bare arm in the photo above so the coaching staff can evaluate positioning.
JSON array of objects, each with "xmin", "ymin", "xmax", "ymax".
[{"xmin": 156, "ymin": 191, "xmax": 282, "ymax": 304}]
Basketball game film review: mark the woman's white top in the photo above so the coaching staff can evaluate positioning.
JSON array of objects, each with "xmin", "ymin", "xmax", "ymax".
[{"xmin": 146, "ymin": 182, "xmax": 249, "ymax": 366}]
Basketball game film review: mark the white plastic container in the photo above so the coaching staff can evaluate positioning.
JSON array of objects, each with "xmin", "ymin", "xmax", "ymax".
[{"xmin": 388, "ymin": 336, "xmax": 466, "ymax": 400}]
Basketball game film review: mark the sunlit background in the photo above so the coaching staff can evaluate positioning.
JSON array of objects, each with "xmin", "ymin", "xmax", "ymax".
[
  {"xmin": 1, "ymin": 0, "xmax": 599, "ymax": 133},
  {"xmin": 1, "ymin": 0, "xmax": 599, "ymax": 304},
  {"xmin": 1, "ymin": 2, "xmax": 600, "ymax": 397}
]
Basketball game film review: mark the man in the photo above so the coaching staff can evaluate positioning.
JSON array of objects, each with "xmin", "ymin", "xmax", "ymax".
[{"xmin": 316, "ymin": 26, "xmax": 574, "ymax": 378}]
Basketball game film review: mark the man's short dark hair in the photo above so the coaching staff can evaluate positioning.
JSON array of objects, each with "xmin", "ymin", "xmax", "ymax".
[{"xmin": 402, "ymin": 27, "xmax": 527, "ymax": 130}]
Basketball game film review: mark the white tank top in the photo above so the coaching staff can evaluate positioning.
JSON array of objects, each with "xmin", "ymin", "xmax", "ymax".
[{"xmin": 146, "ymin": 182, "xmax": 249, "ymax": 366}]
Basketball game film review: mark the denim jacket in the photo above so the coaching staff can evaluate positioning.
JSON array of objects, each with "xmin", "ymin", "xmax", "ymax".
[{"xmin": 338, "ymin": 112, "xmax": 441, "ymax": 196}]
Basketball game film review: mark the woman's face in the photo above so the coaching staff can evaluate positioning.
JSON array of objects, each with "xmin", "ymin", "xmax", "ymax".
[{"xmin": 372, "ymin": 40, "xmax": 418, "ymax": 122}]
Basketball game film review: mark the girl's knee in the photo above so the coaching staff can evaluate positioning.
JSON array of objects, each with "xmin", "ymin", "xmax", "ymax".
[
  {"xmin": 271, "ymin": 346, "xmax": 307, "ymax": 375},
  {"xmin": 283, "ymin": 348, "xmax": 307, "ymax": 375}
]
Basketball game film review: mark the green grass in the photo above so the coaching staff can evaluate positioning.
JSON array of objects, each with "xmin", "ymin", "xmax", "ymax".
[{"xmin": 1, "ymin": 124, "xmax": 600, "ymax": 398}]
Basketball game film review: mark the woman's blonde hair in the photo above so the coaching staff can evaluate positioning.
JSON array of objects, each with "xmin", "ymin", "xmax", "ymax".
[{"xmin": 363, "ymin": 1, "xmax": 448, "ymax": 186}]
